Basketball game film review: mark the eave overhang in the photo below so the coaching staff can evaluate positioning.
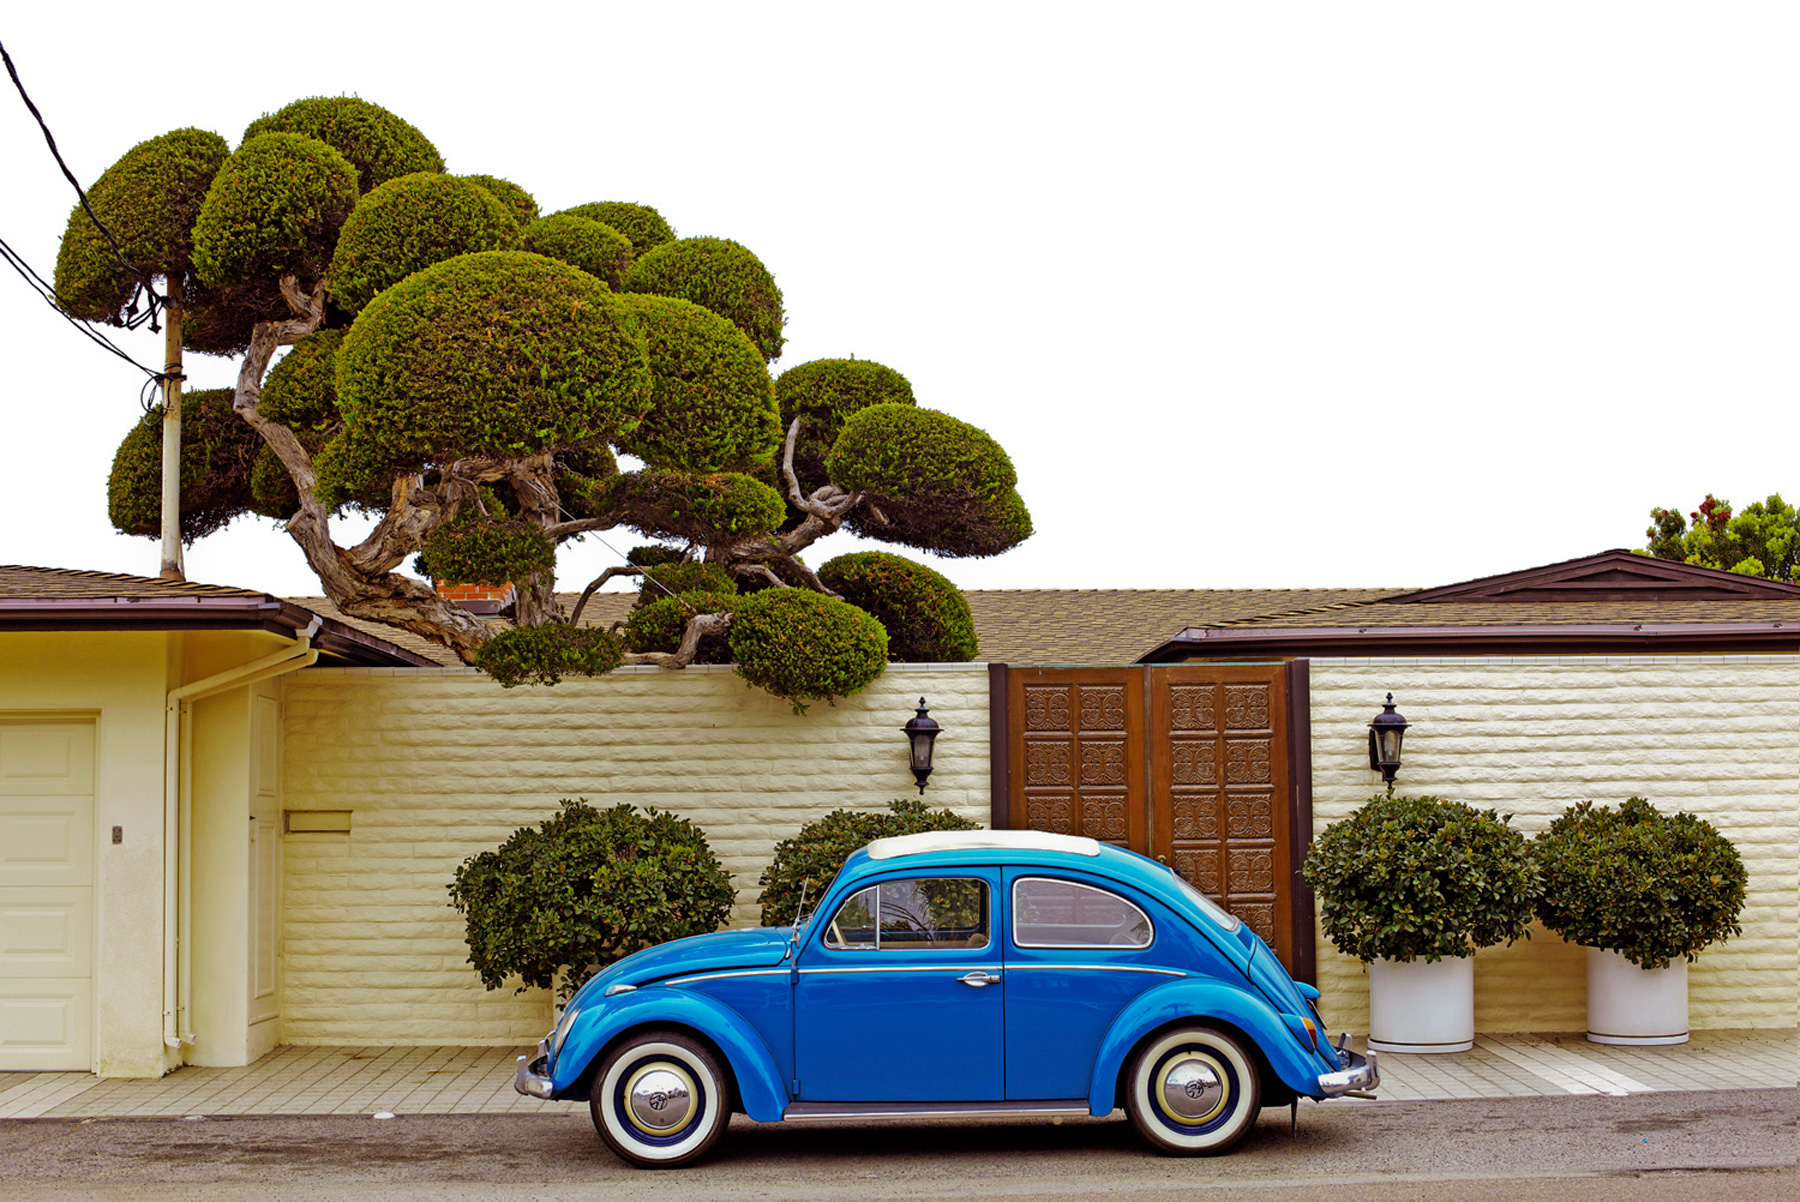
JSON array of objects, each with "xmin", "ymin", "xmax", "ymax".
[{"xmin": 1138, "ymin": 622, "xmax": 1800, "ymax": 662}]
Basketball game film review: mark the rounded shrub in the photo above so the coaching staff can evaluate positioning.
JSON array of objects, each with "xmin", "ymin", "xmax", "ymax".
[
  {"xmin": 333, "ymin": 251, "xmax": 651, "ymax": 476},
  {"xmin": 851, "ymin": 484, "xmax": 1035, "ymax": 559},
  {"xmin": 249, "ymin": 443, "xmax": 301, "ymax": 518},
  {"xmin": 262, "ymin": 328, "xmax": 345, "ymax": 430},
  {"xmin": 448, "ymin": 798, "xmax": 734, "ymax": 1000},
  {"xmin": 775, "ymin": 358, "xmax": 915, "ymax": 491},
  {"xmin": 459, "ymin": 174, "xmax": 538, "ymax": 224},
  {"xmin": 180, "ymin": 279, "xmax": 270, "ymax": 356},
  {"xmin": 595, "ymin": 469, "xmax": 787, "ymax": 545},
  {"xmin": 756, "ymin": 798, "xmax": 979, "ymax": 925},
  {"xmin": 827, "ymin": 403, "xmax": 1014, "ymax": 504},
  {"xmin": 516, "ymin": 213, "xmax": 632, "ymax": 289},
  {"xmin": 192, "ymin": 133, "xmax": 360, "ymax": 289},
  {"xmin": 623, "ymin": 591, "xmax": 740, "ymax": 662},
  {"xmin": 625, "ymin": 236, "xmax": 784, "ymax": 361},
  {"xmin": 728, "ymin": 588, "xmax": 888, "ymax": 713},
  {"xmin": 626, "ymin": 544, "xmax": 688, "ymax": 569},
  {"xmin": 615, "ymin": 294, "xmax": 782, "ymax": 472},
  {"xmin": 244, "ymin": 96, "xmax": 443, "ymax": 193},
  {"xmin": 1533, "ymin": 797, "xmax": 1746, "ymax": 970},
  {"xmin": 637, "ymin": 560, "xmax": 738, "ymax": 607},
  {"xmin": 107, "ymin": 388, "xmax": 260, "ymax": 542},
  {"xmin": 327, "ymin": 173, "xmax": 518, "ymax": 313},
  {"xmin": 1303, "ymin": 794, "xmax": 1539, "ymax": 963},
  {"xmin": 556, "ymin": 201, "xmax": 675, "ymax": 257},
  {"xmin": 818, "ymin": 552, "xmax": 977, "ymax": 662},
  {"xmin": 419, "ymin": 517, "xmax": 555, "ymax": 587},
  {"xmin": 54, "ymin": 127, "xmax": 229, "ymax": 323},
  {"xmin": 474, "ymin": 623, "xmax": 625, "ymax": 688}
]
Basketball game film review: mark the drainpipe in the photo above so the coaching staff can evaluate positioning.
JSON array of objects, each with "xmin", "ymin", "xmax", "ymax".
[{"xmin": 162, "ymin": 619, "xmax": 321, "ymax": 1052}]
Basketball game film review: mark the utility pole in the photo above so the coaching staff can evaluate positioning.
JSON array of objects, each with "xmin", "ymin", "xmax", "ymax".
[{"xmin": 157, "ymin": 282, "xmax": 184, "ymax": 581}]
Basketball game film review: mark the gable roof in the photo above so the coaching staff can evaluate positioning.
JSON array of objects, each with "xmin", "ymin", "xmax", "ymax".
[{"xmin": 1388, "ymin": 549, "xmax": 1800, "ymax": 604}]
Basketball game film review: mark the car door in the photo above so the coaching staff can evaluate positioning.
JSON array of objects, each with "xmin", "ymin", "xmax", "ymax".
[
  {"xmin": 1002, "ymin": 869, "xmax": 1170, "ymax": 1100},
  {"xmin": 794, "ymin": 868, "xmax": 1004, "ymax": 1102}
]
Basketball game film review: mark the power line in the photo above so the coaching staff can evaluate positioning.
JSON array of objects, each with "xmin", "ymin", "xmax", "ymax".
[{"xmin": 0, "ymin": 232, "xmax": 167, "ymax": 387}]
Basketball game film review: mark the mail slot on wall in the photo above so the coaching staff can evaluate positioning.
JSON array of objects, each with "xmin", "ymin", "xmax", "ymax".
[{"xmin": 284, "ymin": 809, "xmax": 352, "ymax": 835}]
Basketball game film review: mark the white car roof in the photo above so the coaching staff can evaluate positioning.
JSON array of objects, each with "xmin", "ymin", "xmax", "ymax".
[{"xmin": 864, "ymin": 829, "xmax": 1102, "ymax": 860}]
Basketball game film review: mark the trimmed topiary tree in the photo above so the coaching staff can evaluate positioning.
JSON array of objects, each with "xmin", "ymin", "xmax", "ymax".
[
  {"xmin": 192, "ymin": 133, "xmax": 360, "ymax": 291},
  {"xmin": 1533, "ymin": 798, "xmax": 1746, "ymax": 970},
  {"xmin": 448, "ymin": 798, "xmax": 734, "ymax": 1000},
  {"xmin": 624, "ymin": 591, "xmax": 741, "ymax": 662},
  {"xmin": 775, "ymin": 358, "xmax": 915, "ymax": 492},
  {"xmin": 459, "ymin": 174, "xmax": 539, "ymax": 225},
  {"xmin": 729, "ymin": 587, "xmax": 889, "ymax": 713},
  {"xmin": 107, "ymin": 389, "xmax": 261, "ymax": 542},
  {"xmin": 327, "ymin": 173, "xmax": 518, "ymax": 313},
  {"xmin": 625, "ymin": 236, "xmax": 784, "ymax": 361},
  {"xmin": 243, "ymin": 96, "xmax": 444, "ymax": 193},
  {"xmin": 556, "ymin": 201, "xmax": 675, "ymax": 257},
  {"xmin": 818, "ymin": 551, "xmax": 977, "ymax": 662},
  {"xmin": 516, "ymin": 213, "xmax": 633, "ymax": 289},
  {"xmin": 474, "ymin": 624, "xmax": 625, "ymax": 687},
  {"xmin": 757, "ymin": 798, "xmax": 980, "ymax": 925}
]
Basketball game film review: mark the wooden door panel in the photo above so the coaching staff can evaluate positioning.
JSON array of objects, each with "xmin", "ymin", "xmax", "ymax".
[{"xmin": 1008, "ymin": 668, "xmax": 1146, "ymax": 853}]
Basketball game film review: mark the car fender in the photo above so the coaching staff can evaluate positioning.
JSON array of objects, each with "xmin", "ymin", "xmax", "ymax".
[
  {"xmin": 551, "ymin": 987, "xmax": 789, "ymax": 1121},
  {"xmin": 1086, "ymin": 977, "xmax": 1328, "ymax": 1114}
]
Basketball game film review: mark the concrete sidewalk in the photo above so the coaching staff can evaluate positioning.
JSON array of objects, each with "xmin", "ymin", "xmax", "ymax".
[{"xmin": 0, "ymin": 1029, "xmax": 1793, "ymax": 1121}]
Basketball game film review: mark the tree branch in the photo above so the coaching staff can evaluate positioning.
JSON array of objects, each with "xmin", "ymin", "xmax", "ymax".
[
  {"xmin": 618, "ymin": 611, "xmax": 733, "ymax": 669},
  {"xmin": 568, "ymin": 565, "xmax": 643, "ymax": 628}
]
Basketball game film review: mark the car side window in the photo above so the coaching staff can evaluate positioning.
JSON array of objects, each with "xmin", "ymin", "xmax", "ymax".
[
  {"xmin": 1012, "ymin": 877, "xmax": 1153, "ymax": 949},
  {"xmin": 823, "ymin": 878, "xmax": 989, "ymax": 950}
]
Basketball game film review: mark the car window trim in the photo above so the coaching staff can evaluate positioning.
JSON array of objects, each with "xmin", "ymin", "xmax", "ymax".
[
  {"xmin": 820, "ymin": 874, "xmax": 993, "ymax": 953},
  {"xmin": 1010, "ymin": 875, "xmax": 1156, "ymax": 951}
]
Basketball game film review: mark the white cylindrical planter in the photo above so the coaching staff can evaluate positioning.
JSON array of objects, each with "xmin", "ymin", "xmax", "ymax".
[
  {"xmin": 1368, "ymin": 956, "xmax": 1474, "ymax": 1054},
  {"xmin": 1586, "ymin": 947, "xmax": 1688, "ymax": 1045}
]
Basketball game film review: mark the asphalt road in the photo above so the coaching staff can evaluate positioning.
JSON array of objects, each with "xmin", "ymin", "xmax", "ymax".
[{"xmin": 0, "ymin": 1089, "xmax": 1792, "ymax": 1202}]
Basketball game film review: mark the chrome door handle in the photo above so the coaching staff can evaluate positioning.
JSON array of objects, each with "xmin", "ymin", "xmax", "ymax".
[{"xmin": 958, "ymin": 971, "xmax": 1000, "ymax": 987}]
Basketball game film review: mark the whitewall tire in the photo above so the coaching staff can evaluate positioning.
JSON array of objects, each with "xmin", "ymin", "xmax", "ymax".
[
  {"xmin": 590, "ymin": 1030, "xmax": 730, "ymax": 1168},
  {"xmin": 1124, "ymin": 1026, "xmax": 1262, "ymax": 1155}
]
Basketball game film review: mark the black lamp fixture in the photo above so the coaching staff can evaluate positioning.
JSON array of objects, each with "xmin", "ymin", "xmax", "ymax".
[
  {"xmin": 1367, "ymin": 693, "xmax": 1409, "ymax": 794},
  {"xmin": 902, "ymin": 698, "xmax": 941, "ymax": 794}
]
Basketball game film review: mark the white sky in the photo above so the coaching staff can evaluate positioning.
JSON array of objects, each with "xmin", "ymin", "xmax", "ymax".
[{"xmin": 1, "ymin": 3, "xmax": 1793, "ymax": 597}]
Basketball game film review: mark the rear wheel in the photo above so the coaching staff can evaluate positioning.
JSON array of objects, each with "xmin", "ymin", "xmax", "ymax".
[
  {"xmin": 589, "ymin": 1030, "xmax": 730, "ymax": 1168},
  {"xmin": 1123, "ymin": 1025, "xmax": 1262, "ymax": 1155}
]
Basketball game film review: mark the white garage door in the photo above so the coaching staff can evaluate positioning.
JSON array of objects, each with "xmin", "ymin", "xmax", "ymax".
[{"xmin": 0, "ymin": 722, "xmax": 95, "ymax": 1072}]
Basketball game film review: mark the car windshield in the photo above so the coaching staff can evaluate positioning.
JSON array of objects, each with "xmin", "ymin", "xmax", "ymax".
[{"xmin": 1168, "ymin": 867, "xmax": 1242, "ymax": 933}]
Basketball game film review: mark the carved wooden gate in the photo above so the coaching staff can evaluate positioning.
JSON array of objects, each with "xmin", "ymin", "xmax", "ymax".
[{"xmin": 997, "ymin": 663, "xmax": 1314, "ymax": 979}]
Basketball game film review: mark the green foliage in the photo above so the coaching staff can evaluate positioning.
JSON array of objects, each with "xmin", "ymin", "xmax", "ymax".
[
  {"xmin": 516, "ymin": 213, "xmax": 632, "ymax": 289},
  {"xmin": 107, "ymin": 389, "xmax": 260, "ymax": 542},
  {"xmin": 623, "ymin": 591, "xmax": 741, "ymax": 661},
  {"xmin": 818, "ymin": 551, "xmax": 977, "ymax": 662},
  {"xmin": 615, "ymin": 294, "xmax": 782, "ymax": 472},
  {"xmin": 248, "ymin": 443, "xmax": 300, "ymax": 518},
  {"xmin": 262, "ymin": 328, "xmax": 345, "ymax": 429},
  {"xmin": 474, "ymin": 623, "xmax": 625, "ymax": 688},
  {"xmin": 459, "ymin": 174, "xmax": 539, "ymax": 224},
  {"xmin": 626, "ymin": 544, "xmax": 688, "ymax": 568},
  {"xmin": 625, "ymin": 236, "xmax": 784, "ymax": 361},
  {"xmin": 1645, "ymin": 494, "xmax": 1798, "ymax": 582},
  {"xmin": 594, "ymin": 469, "xmax": 787, "ymax": 544},
  {"xmin": 1533, "ymin": 798, "xmax": 1746, "ymax": 970},
  {"xmin": 419, "ymin": 517, "xmax": 556, "ymax": 587},
  {"xmin": 828, "ymin": 404, "xmax": 1032, "ymax": 558},
  {"xmin": 447, "ymin": 798, "xmax": 734, "ymax": 1000},
  {"xmin": 756, "ymin": 798, "xmax": 980, "ymax": 925},
  {"xmin": 244, "ymin": 96, "xmax": 443, "ymax": 193},
  {"xmin": 329, "ymin": 251, "xmax": 651, "ymax": 492},
  {"xmin": 728, "ymin": 588, "xmax": 888, "ymax": 713},
  {"xmin": 1303, "ymin": 794, "xmax": 1539, "ymax": 963},
  {"xmin": 327, "ymin": 174, "xmax": 518, "ymax": 313},
  {"xmin": 54, "ymin": 128, "xmax": 229, "ymax": 323},
  {"xmin": 556, "ymin": 201, "xmax": 675, "ymax": 257},
  {"xmin": 776, "ymin": 358, "xmax": 915, "ymax": 491},
  {"xmin": 192, "ymin": 133, "xmax": 360, "ymax": 289},
  {"xmin": 637, "ymin": 560, "xmax": 738, "ymax": 607}
]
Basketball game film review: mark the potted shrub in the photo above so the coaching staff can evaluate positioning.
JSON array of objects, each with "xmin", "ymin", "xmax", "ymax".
[
  {"xmin": 1304, "ymin": 794, "xmax": 1538, "ymax": 1054},
  {"xmin": 1533, "ymin": 797, "xmax": 1746, "ymax": 1045}
]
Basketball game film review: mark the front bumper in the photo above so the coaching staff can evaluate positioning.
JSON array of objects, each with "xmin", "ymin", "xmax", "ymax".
[
  {"xmin": 1316, "ymin": 1041, "xmax": 1380, "ymax": 1096},
  {"xmin": 514, "ymin": 1037, "xmax": 555, "ymax": 1099}
]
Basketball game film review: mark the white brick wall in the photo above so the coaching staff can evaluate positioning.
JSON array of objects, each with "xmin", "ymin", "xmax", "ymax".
[
  {"xmin": 1307, "ymin": 657, "xmax": 1799, "ymax": 1035},
  {"xmin": 281, "ymin": 664, "xmax": 990, "ymax": 1044}
]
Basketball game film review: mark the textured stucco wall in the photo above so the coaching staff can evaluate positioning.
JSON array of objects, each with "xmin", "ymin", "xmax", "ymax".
[
  {"xmin": 1307, "ymin": 656, "xmax": 1799, "ymax": 1036},
  {"xmin": 281, "ymin": 663, "xmax": 990, "ymax": 1045}
]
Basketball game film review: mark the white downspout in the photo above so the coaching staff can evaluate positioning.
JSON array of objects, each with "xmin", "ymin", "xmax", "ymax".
[{"xmin": 163, "ymin": 618, "xmax": 321, "ymax": 1052}]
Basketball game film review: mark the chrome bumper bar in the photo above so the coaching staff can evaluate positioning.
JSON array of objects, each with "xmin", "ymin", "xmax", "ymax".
[
  {"xmin": 1317, "ymin": 1038, "xmax": 1379, "ymax": 1096},
  {"xmin": 514, "ymin": 1037, "xmax": 555, "ymax": 1099}
]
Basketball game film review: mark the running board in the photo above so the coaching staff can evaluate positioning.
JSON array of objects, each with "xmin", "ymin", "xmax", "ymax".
[{"xmin": 782, "ymin": 1100, "xmax": 1091, "ymax": 1122}]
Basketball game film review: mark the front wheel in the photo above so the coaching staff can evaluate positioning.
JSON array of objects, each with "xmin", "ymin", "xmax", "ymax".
[
  {"xmin": 1123, "ymin": 1025, "xmax": 1262, "ymax": 1155},
  {"xmin": 589, "ymin": 1030, "xmax": 730, "ymax": 1168}
]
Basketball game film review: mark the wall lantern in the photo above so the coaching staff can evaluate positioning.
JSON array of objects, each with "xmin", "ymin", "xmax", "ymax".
[
  {"xmin": 902, "ymin": 698, "xmax": 941, "ymax": 794},
  {"xmin": 1367, "ymin": 693, "xmax": 1409, "ymax": 794}
]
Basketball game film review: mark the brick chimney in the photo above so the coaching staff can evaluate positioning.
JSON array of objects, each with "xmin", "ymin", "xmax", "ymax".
[{"xmin": 435, "ymin": 581, "xmax": 516, "ymax": 615}]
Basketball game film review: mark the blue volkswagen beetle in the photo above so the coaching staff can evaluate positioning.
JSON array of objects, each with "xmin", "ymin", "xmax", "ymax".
[{"xmin": 516, "ymin": 829, "xmax": 1378, "ymax": 1167}]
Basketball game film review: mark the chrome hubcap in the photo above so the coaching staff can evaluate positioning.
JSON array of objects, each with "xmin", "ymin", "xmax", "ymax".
[
  {"xmin": 625, "ymin": 1064, "xmax": 695, "ymax": 1134},
  {"xmin": 1158, "ymin": 1053, "xmax": 1225, "ymax": 1125}
]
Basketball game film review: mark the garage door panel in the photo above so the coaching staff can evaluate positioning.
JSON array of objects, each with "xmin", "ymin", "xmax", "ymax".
[
  {"xmin": 0, "ymin": 980, "xmax": 91, "ymax": 1070},
  {"xmin": 0, "ymin": 725, "xmax": 94, "ymax": 794},
  {"xmin": 0, "ymin": 888, "xmax": 93, "ymax": 978},
  {"xmin": 0, "ymin": 798, "xmax": 92, "ymax": 888}
]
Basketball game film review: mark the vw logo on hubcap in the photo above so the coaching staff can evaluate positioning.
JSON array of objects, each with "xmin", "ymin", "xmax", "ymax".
[{"xmin": 625, "ymin": 1065, "xmax": 694, "ymax": 1134}]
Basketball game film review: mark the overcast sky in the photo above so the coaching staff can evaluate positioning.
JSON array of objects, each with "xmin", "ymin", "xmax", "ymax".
[{"xmin": 2, "ymin": 3, "xmax": 1792, "ymax": 597}]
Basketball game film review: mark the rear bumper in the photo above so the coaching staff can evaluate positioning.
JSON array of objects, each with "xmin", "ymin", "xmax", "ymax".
[
  {"xmin": 1316, "ymin": 1045, "xmax": 1379, "ymax": 1096},
  {"xmin": 513, "ymin": 1038, "xmax": 555, "ymax": 1099}
]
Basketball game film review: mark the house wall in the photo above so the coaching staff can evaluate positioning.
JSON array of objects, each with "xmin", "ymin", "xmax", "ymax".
[
  {"xmin": 280, "ymin": 663, "xmax": 991, "ymax": 1045},
  {"xmin": 1307, "ymin": 656, "xmax": 1800, "ymax": 1036}
]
